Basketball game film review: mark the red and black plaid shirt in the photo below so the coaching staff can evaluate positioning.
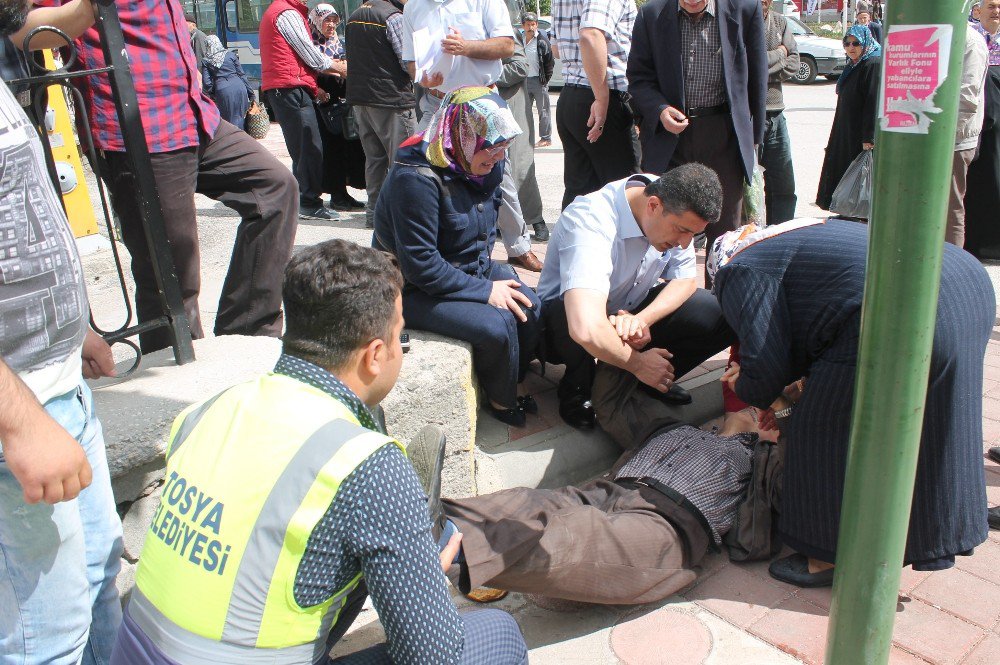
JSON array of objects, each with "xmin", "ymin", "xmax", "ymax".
[{"xmin": 38, "ymin": 0, "xmax": 220, "ymax": 153}]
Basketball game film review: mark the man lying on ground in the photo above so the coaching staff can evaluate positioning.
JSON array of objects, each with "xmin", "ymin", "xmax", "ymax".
[{"xmin": 440, "ymin": 401, "xmax": 784, "ymax": 605}]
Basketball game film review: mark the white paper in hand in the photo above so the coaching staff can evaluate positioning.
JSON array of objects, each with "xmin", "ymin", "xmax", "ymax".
[{"xmin": 413, "ymin": 26, "xmax": 452, "ymax": 86}]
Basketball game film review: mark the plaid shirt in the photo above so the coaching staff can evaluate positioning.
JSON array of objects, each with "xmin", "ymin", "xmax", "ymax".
[
  {"xmin": 38, "ymin": 0, "xmax": 220, "ymax": 153},
  {"xmin": 679, "ymin": 0, "xmax": 727, "ymax": 108},
  {"xmin": 552, "ymin": 0, "xmax": 635, "ymax": 92}
]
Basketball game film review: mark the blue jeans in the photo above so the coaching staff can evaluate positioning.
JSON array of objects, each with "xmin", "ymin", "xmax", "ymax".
[
  {"xmin": 0, "ymin": 382, "xmax": 123, "ymax": 664},
  {"xmin": 760, "ymin": 111, "xmax": 798, "ymax": 225}
]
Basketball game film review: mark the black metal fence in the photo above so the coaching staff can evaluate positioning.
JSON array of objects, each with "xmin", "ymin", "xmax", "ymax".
[{"xmin": 9, "ymin": 0, "xmax": 195, "ymax": 372}]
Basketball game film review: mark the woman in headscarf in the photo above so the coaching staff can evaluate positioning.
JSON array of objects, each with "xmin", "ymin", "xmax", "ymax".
[
  {"xmin": 816, "ymin": 24, "xmax": 882, "ymax": 212},
  {"xmin": 373, "ymin": 87, "xmax": 542, "ymax": 426},
  {"xmin": 308, "ymin": 3, "xmax": 366, "ymax": 211},
  {"xmin": 200, "ymin": 35, "xmax": 254, "ymax": 130},
  {"xmin": 709, "ymin": 219, "xmax": 994, "ymax": 587}
]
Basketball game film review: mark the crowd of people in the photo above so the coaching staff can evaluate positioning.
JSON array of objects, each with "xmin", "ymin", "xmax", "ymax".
[{"xmin": 2, "ymin": 0, "xmax": 1000, "ymax": 663}]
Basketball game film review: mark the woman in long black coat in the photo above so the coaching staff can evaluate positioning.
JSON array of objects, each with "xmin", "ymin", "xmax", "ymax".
[
  {"xmin": 712, "ymin": 219, "xmax": 993, "ymax": 586},
  {"xmin": 816, "ymin": 25, "xmax": 881, "ymax": 211},
  {"xmin": 201, "ymin": 36, "xmax": 254, "ymax": 130}
]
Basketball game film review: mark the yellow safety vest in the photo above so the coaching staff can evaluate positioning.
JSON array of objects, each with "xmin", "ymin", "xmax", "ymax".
[{"xmin": 132, "ymin": 373, "xmax": 403, "ymax": 663}]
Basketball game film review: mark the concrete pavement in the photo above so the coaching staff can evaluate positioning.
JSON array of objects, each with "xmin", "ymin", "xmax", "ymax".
[{"xmin": 76, "ymin": 81, "xmax": 1000, "ymax": 663}]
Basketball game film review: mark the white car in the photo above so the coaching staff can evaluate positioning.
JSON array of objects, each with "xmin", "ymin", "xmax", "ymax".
[{"xmin": 788, "ymin": 16, "xmax": 848, "ymax": 84}]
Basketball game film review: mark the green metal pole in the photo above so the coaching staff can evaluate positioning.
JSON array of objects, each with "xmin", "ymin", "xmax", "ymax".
[{"xmin": 824, "ymin": 3, "xmax": 972, "ymax": 664}]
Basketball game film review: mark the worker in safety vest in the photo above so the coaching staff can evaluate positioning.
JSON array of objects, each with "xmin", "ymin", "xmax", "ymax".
[{"xmin": 111, "ymin": 240, "xmax": 528, "ymax": 664}]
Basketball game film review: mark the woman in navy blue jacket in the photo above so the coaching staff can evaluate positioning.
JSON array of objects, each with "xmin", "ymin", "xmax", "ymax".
[{"xmin": 374, "ymin": 87, "xmax": 541, "ymax": 426}]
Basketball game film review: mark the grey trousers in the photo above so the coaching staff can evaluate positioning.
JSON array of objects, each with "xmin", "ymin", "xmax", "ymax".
[
  {"xmin": 524, "ymin": 76, "xmax": 551, "ymax": 142},
  {"xmin": 947, "ymin": 147, "xmax": 976, "ymax": 248},
  {"xmin": 418, "ymin": 91, "xmax": 530, "ymax": 256},
  {"xmin": 444, "ymin": 479, "xmax": 696, "ymax": 605},
  {"xmin": 354, "ymin": 105, "xmax": 416, "ymax": 225}
]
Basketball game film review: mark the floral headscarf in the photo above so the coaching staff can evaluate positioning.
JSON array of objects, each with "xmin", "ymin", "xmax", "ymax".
[
  {"xmin": 423, "ymin": 86, "xmax": 522, "ymax": 186},
  {"xmin": 837, "ymin": 24, "xmax": 881, "ymax": 93},
  {"xmin": 308, "ymin": 3, "xmax": 344, "ymax": 59},
  {"xmin": 707, "ymin": 219, "xmax": 826, "ymax": 286},
  {"xmin": 204, "ymin": 35, "xmax": 227, "ymax": 70}
]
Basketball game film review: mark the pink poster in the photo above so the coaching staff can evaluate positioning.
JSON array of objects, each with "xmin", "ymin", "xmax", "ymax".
[{"xmin": 880, "ymin": 24, "xmax": 953, "ymax": 134}]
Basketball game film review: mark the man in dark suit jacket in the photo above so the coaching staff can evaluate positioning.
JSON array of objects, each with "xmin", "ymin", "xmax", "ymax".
[{"xmin": 628, "ymin": 0, "xmax": 767, "ymax": 244}]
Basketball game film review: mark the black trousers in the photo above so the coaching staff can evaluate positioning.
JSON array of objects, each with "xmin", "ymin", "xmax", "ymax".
[
  {"xmin": 542, "ymin": 286, "xmax": 735, "ymax": 399},
  {"xmin": 101, "ymin": 121, "xmax": 299, "ymax": 353},
  {"xmin": 266, "ymin": 86, "xmax": 325, "ymax": 208},
  {"xmin": 555, "ymin": 85, "xmax": 639, "ymax": 209}
]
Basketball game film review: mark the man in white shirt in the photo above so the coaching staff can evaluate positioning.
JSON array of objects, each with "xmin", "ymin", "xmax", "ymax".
[
  {"xmin": 401, "ymin": 0, "xmax": 515, "ymax": 129},
  {"xmin": 537, "ymin": 163, "xmax": 736, "ymax": 428}
]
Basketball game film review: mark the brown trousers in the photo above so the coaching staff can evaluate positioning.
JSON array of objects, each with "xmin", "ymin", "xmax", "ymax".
[
  {"xmin": 101, "ymin": 121, "xmax": 299, "ymax": 352},
  {"xmin": 443, "ymin": 479, "xmax": 697, "ymax": 605},
  {"xmin": 947, "ymin": 147, "xmax": 976, "ymax": 248}
]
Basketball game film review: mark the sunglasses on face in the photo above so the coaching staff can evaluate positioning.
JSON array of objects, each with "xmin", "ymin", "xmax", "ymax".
[
  {"xmin": 485, "ymin": 140, "xmax": 514, "ymax": 157},
  {"xmin": 844, "ymin": 39, "xmax": 862, "ymax": 47}
]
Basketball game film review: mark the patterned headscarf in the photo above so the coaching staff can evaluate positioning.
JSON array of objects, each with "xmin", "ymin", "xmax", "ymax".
[
  {"xmin": 204, "ymin": 35, "xmax": 227, "ymax": 70},
  {"xmin": 707, "ymin": 219, "xmax": 826, "ymax": 286},
  {"xmin": 838, "ymin": 24, "xmax": 882, "ymax": 93},
  {"xmin": 423, "ymin": 87, "xmax": 522, "ymax": 186},
  {"xmin": 308, "ymin": 3, "xmax": 344, "ymax": 59}
]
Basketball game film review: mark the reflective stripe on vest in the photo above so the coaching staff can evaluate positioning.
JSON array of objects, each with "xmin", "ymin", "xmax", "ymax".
[{"xmin": 135, "ymin": 373, "xmax": 404, "ymax": 654}]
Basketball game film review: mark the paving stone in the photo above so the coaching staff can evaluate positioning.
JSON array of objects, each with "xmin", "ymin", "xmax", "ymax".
[
  {"xmin": 891, "ymin": 598, "xmax": 985, "ymax": 664},
  {"xmin": 962, "ymin": 633, "xmax": 1000, "ymax": 665},
  {"xmin": 695, "ymin": 608, "xmax": 801, "ymax": 665},
  {"xmin": 686, "ymin": 561, "xmax": 794, "ymax": 629},
  {"xmin": 888, "ymin": 646, "xmax": 931, "ymax": 663},
  {"xmin": 610, "ymin": 609, "xmax": 712, "ymax": 665},
  {"xmin": 912, "ymin": 567, "xmax": 1000, "ymax": 629},
  {"xmin": 955, "ymin": 538, "xmax": 1000, "ymax": 583},
  {"xmin": 899, "ymin": 565, "xmax": 934, "ymax": 593},
  {"xmin": 513, "ymin": 603, "xmax": 617, "ymax": 664},
  {"xmin": 748, "ymin": 596, "xmax": 830, "ymax": 665}
]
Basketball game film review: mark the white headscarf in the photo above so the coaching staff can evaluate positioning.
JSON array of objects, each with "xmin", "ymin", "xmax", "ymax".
[
  {"xmin": 204, "ymin": 35, "xmax": 227, "ymax": 70},
  {"xmin": 307, "ymin": 4, "xmax": 343, "ymax": 59}
]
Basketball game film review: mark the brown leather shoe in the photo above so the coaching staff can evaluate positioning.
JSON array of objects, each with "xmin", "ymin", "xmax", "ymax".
[
  {"xmin": 509, "ymin": 251, "xmax": 543, "ymax": 272},
  {"xmin": 535, "ymin": 139, "xmax": 552, "ymax": 148}
]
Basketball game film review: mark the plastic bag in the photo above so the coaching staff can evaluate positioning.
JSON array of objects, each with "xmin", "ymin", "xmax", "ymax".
[
  {"xmin": 742, "ymin": 163, "xmax": 766, "ymax": 226},
  {"xmin": 830, "ymin": 150, "xmax": 874, "ymax": 219}
]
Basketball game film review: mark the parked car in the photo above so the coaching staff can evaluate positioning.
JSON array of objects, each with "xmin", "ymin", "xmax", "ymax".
[{"xmin": 788, "ymin": 16, "xmax": 847, "ymax": 84}]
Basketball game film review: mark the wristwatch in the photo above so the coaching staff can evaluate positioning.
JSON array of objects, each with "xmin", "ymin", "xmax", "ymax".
[{"xmin": 774, "ymin": 405, "xmax": 794, "ymax": 419}]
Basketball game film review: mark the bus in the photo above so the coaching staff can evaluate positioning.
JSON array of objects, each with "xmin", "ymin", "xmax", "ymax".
[{"xmin": 181, "ymin": 0, "xmax": 528, "ymax": 90}]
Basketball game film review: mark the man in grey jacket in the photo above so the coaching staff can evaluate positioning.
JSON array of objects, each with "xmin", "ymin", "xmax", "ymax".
[
  {"xmin": 948, "ymin": 19, "xmax": 989, "ymax": 247},
  {"xmin": 760, "ymin": 0, "xmax": 799, "ymax": 224}
]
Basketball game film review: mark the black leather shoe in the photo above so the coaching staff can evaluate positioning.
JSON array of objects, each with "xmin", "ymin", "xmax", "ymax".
[
  {"xmin": 517, "ymin": 395, "xmax": 538, "ymax": 414},
  {"xmin": 559, "ymin": 394, "xmax": 596, "ymax": 429},
  {"xmin": 768, "ymin": 553, "xmax": 834, "ymax": 588},
  {"xmin": 532, "ymin": 221, "xmax": 549, "ymax": 242},
  {"xmin": 489, "ymin": 404, "xmax": 526, "ymax": 427},
  {"xmin": 407, "ymin": 425, "xmax": 446, "ymax": 538},
  {"xmin": 989, "ymin": 446, "xmax": 1000, "ymax": 464},
  {"xmin": 639, "ymin": 382, "xmax": 693, "ymax": 406},
  {"xmin": 990, "ymin": 506, "xmax": 1000, "ymax": 530}
]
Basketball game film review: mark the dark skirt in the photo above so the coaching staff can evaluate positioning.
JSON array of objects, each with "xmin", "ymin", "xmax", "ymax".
[
  {"xmin": 401, "ymin": 262, "xmax": 541, "ymax": 408},
  {"xmin": 779, "ymin": 245, "xmax": 994, "ymax": 566}
]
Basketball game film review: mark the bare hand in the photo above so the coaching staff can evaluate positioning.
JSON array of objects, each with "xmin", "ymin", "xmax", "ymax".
[
  {"xmin": 721, "ymin": 361, "xmax": 740, "ymax": 393},
  {"xmin": 316, "ymin": 90, "xmax": 331, "ymax": 104},
  {"xmin": 660, "ymin": 106, "xmax": 689, "ymax": 135},
  {"xmin": 81, "ymin": 329, "xmax": 116, "ymax": 380},
  {"xmin": 488, "ymin": 279, "xmax": 534, "ymax": 322},
  {"xmin": 779, "ymin": 44, "xmax": 788, "ymax": 57},
  {"xmin": 633, "ymin": 348, "xmax": 675, "ymax": 392},
  {"xmin": 439, "ymin": 532, "xmax": 463, "ymax": 573},
  {"xmin": 327, "ymin": 59, "xmax": 347, "ymax": 78},
  {"xmin": 442, "ymin": 27, "xmax": 468, "ymax": 56},
  {"xmin": 587, "ymin": 95, "xmax": 609, "ymax": 143},
  {"xmin": 419, "ymin": 70, "xmax": 445, "ymax": 89},
  {"xmin": 3, "ymin": 411, "xmax": 92, "ymax": 504},
  {"xmin": 862, "ymin": 142, "xmax": 874, "ymax": 151},
  {"xmin": 758, "ymin": 408, "xmax": 778, "ymax": 432},
  {"xmin": 608, "ymin": 310, "xmax": 650, "ymax": 349},
  {"xmin": 783, "ymin": 378, "xmax": 806, "ymax": 402}
]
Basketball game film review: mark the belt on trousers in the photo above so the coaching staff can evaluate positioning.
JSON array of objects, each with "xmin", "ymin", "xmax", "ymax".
[
  {"xmin": 685, "ymin": 102, "xmax": 729, "ymax": 118},
  {"xmin": 426, "ymin": 84, "xmax": 499, "ymax": 100},
  {"xmin": 616, "ymin": 476, "xmax": 719, "ymax": 553}
]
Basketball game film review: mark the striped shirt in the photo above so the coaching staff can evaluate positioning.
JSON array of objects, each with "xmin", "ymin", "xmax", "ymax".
[
  {"xmin": 275, "ymin": 10, "xmax": 334, "ymax": 72},
  {"xmin": 614, "ymin": 425, "xmax": 755, "ymax": 543},
  {"xmin": 679, "ymin": 0, "xmax": 727, "ymax": 108},
  {"xmin": 552, "ymin": 0, "xmax": 636, "ymax": 92},
  {"xmin": 387, "ymin": 12, "xmax": 406, "ymax": 69}
]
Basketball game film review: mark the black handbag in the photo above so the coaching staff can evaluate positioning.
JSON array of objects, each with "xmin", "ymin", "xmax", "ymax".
[{"xmin": 317, "ymin": 99, "xmax": 358, "ymax": 140}]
